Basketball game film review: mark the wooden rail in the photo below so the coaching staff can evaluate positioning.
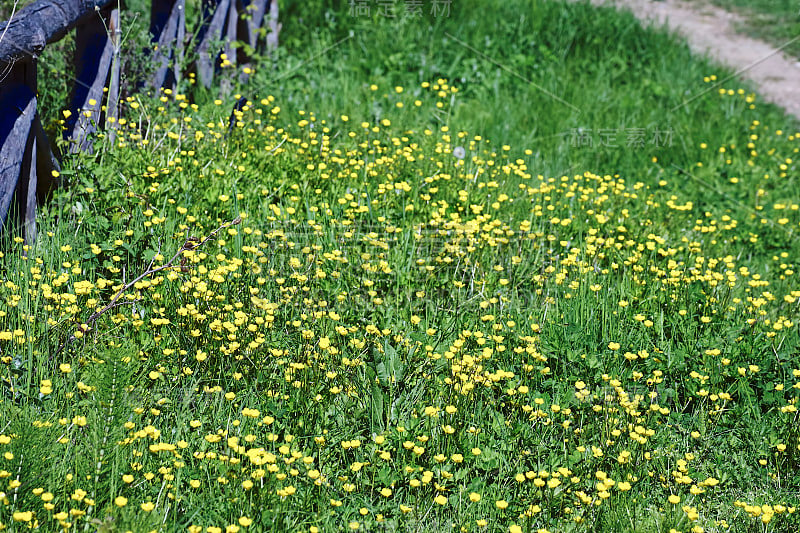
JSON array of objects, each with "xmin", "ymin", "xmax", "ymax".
[{"xmin": 0, "ymin": 0, "xmax": 278, "ymax": 242}]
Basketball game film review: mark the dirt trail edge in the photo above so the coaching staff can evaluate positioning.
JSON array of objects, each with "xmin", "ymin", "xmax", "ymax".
[{"xmin": 584, "ymin": 0, "xmax": 800, "ymax": 121}]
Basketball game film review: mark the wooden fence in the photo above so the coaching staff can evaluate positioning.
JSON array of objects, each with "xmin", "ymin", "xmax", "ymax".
[{"xmin": 0, "ymin": 0, "xmax": 280, "ymax": 243}]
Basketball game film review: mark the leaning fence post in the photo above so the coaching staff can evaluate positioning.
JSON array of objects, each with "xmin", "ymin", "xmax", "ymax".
[
  {"xmin": 238, "ymin": 0, "xmax": 268, "ymax": 53},
  {"xmin": 196, "ymin": 0, "xmax": 232, "ymax": 88},
  {"xmin": 105, "ymin": 7, "xmax": 122, "ymax": 145},
  {"xmin": 0, "ymin": 58, "xmax": 44, "ymax": 242},
  {"xmin": 149, "ymin": 0, "xmax": 185, "ymax": 92},
  {"xmin": 266, "ymin": 0, "xmax": 280, "ymax": 51},
  {"xmin": 194, "ymin": 0, "xmax": 278, "ymax": 88},
  {"xmin": 65, "ymin": 4, "xmax": 121, "ymax": 153},
  {"xmin": 234, "ymin": 0, "xmax": 270, "ymax": 82}
]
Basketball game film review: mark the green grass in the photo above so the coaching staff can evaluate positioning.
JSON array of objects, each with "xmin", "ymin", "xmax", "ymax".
[
  {"xmin": 699, "ymin": 0, "xmax": 800, "ymax": 58},
  {"xmin": 265, "ymin": 0, "xmax": 799, "ymax": 184},
  {"xmin": 0, "ymin": 0, "xmax": 799, "ymax": 531},
  {"xmin": 0, "ymin": 0, "xmax": 34, "ymax": 21}
]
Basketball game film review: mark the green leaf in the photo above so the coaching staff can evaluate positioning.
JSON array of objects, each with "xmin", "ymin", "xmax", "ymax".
[{"xmin": 370, "ymin": 383, "xmax": 386, "ymax": 431}]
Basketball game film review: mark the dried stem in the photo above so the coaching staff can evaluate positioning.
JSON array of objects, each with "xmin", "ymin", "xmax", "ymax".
[{"xmin": 52, "ymin": 217, "xmax": 241, "ymax": 358}]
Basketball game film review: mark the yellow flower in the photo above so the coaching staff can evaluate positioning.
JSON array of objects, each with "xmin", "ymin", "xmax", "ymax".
[
  {"xmin": 141, "ymin": 501, "xmax": 156, "ymax": 511},
  {"xmin": 114, "ymin": 496, "xmax": 128, "ymax": 507},
  {"xmin": 434, "ymin": 495, "xmax": 448, "ymax": 505},
  {"xmin": 496, "ymin": 500, "xmax": 509, "ymax": 509},
  {"xmin": 668, "ymin": 495, "xmax": 680, "ymax": 505}
]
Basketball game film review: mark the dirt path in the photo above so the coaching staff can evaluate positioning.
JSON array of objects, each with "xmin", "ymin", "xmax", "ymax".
[{"xmin": 585, "ymin": 0, "xmax": 800, "ymax": 121}]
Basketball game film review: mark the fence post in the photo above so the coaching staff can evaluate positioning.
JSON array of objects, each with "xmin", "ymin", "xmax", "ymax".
[
  {"xmin": 0, "ymin": 62, "xmax": 36, "ymax": 242},
  {"xmin": 195, "ymin": 0, "xmax": 277, "ymax": 88},
  {"xmin": 105, "ymin": 7, "xmax": 122, "ymax": 144},
  {"xmin": 265, "ymin": 0, "xmax": 280, "ymax": 51},
  {"xmin": 149, "ymin": 0, "xmax": 185, "ymax": 92},
  {"xmin": 238, "ymin": 0, "xmax": 268, "ymax": 52},
  {"xmin": 0, "ymin": 57, "xmax": 58, "ymax": 243},
  {"xmin": 65, "ymin": 4, "xmax": 121, "ymax": 153},
  {"xmin": 196, "ymin": 0, "xmax": 232, "ymax": 88},
  {"xmin": 235, "ymin": 0, "xmax": 271, "ymax": 83}
]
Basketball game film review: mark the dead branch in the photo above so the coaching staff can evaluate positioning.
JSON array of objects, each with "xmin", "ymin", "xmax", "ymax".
[{"xmin": 52, "ymin": 216, "xmax": 241, "ymax": 358}]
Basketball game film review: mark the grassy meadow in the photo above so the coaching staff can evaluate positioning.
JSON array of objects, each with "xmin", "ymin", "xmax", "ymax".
[{"xmin": 1, "ymin": 0, "xmax": 799, "ymax": 531}]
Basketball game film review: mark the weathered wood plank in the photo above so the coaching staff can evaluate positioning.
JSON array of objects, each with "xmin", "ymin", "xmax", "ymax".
[
  {"xmin": 234, "ymin": 0, "xmax": 268, "ymax": 83},
  {"xmin": 0, "ymin": 0, "xmax": 116, "ymax": 66},
  {"xmin": 220, "ymin": 0, "xmax": 238, "ymax": 93},
  {"xmin": 19, "ymin": 122, "xmax": 38, "ymax": 243},
  {"xmin": 238, "ymin": 0, "xmax": 268, "ymax": 51},
  {"xmin": 195, "ymin": 0, "xmax": 232, "ymax": 88},
  {"xmin": 149, "ymin": 0, "xmax": 185, "ymax": 91},
  {"xmin": 105, "ymin": 7, "xmax": 121, "ymax": 144},
  {"xmin": 0, "ymin": 83, "xmax": 36, "ymax": 235},
  {"xmin": 0, "ymin": 54, "xmax": 59, "ymax": 241},
  {"xmin": 194, "ymin": 0, "xmax": 277, "ymax": 88},
  {"xmin": 266, "ymin": 0, "xmax": 280, "ymax": 50},
  {"xmin": 65, "ymin": 6, "xmax": 117, "ymax": 153}
]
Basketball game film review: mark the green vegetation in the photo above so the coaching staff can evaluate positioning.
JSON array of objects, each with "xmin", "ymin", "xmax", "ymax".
[
  {"xmin": 0, "ymin": 1, "xmax": 34, "ymax": 20},
  {"xmin": 1, "ymin": 0, "xmax": 799, "ymax": 532}
]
